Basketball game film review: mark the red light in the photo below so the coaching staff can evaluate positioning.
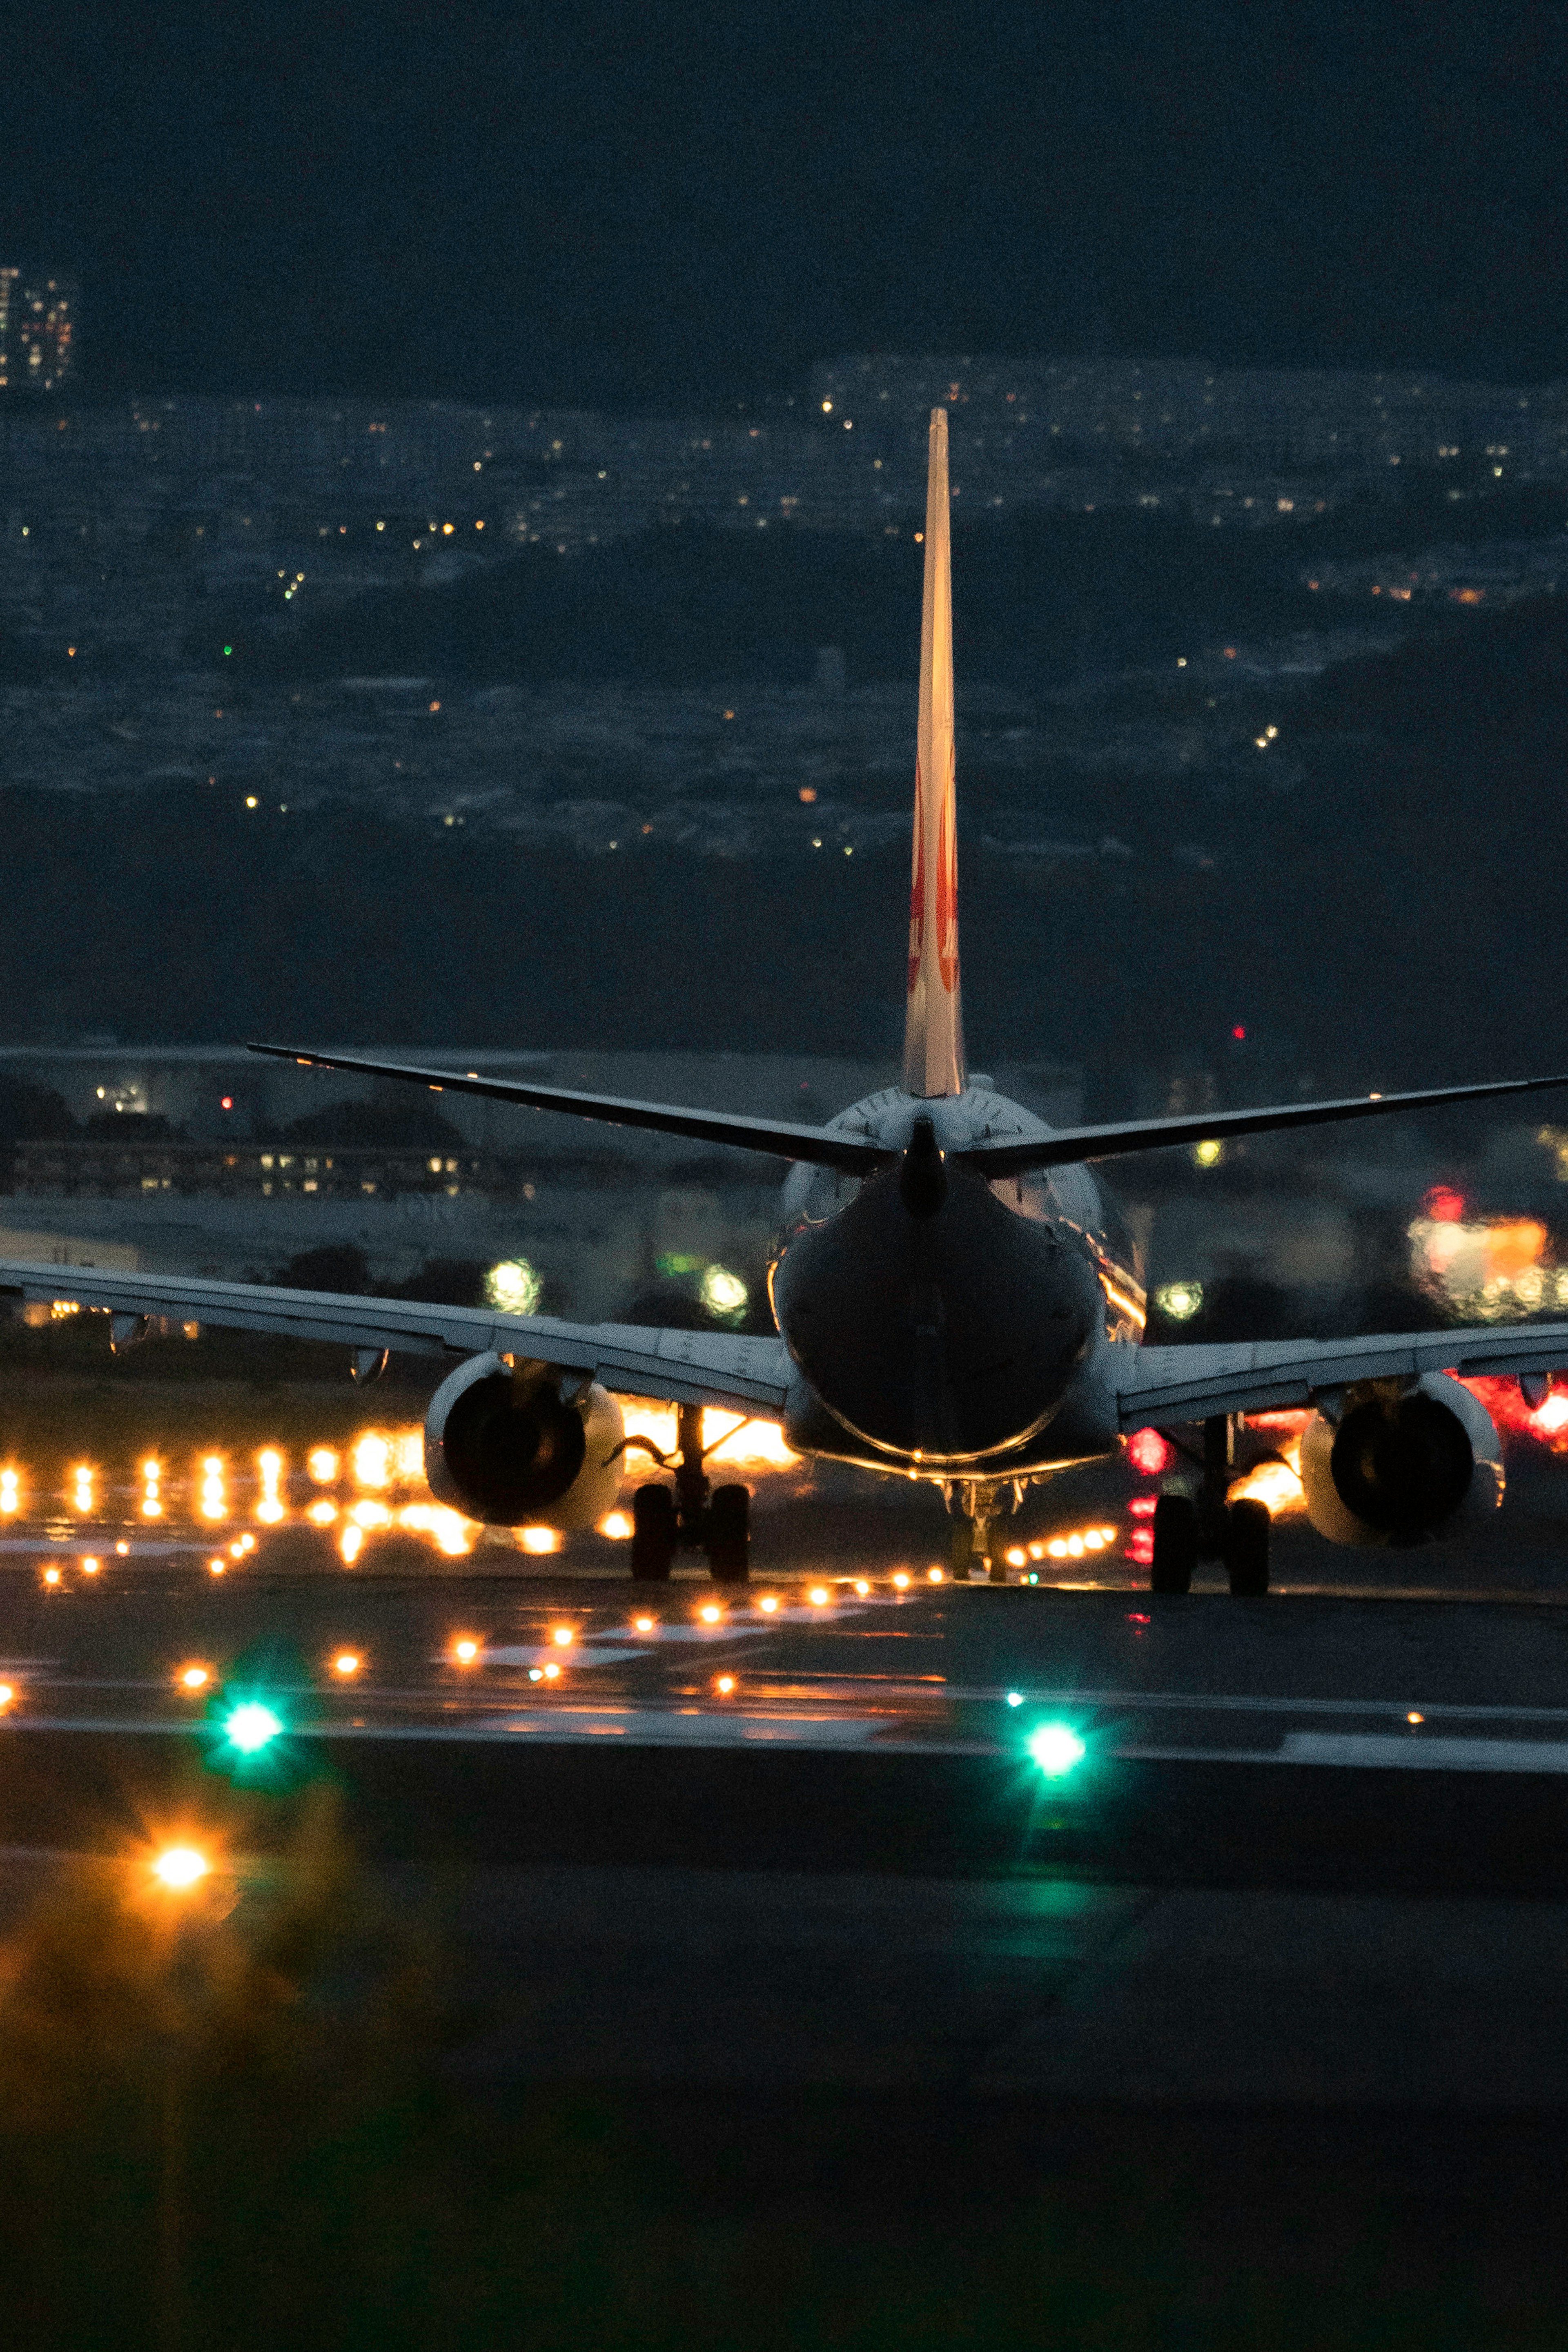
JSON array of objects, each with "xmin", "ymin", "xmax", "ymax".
[
  {"xmin": 1231, "ymin": 1025, "xmax": 1246, "ymax": 1041},
  {"xmin": 220, "ymin": 1096, "xmax": 233, "ymax": 1110},
  {"xmin": 1127, "ymin": 1495, "xmax": 1158, "ymax": 1518},
  {"xmin": 1424, "ymin": 1185, "xmax": 1464, "ymax": 1223},
  {"xmin": 1126, "ymin": 1612, "xmax": 1150, "ymax": 1625},
  {"xmin": 1127, "ymin": 1428, "xmax": 1172, "ymax": 1476}
]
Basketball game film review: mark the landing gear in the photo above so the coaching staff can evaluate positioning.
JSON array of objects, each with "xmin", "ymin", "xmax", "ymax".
[
  {"xmin": 1223, "ymin": 1497, "xmax": 1270, "ymax": 1597},
  {"xmin": 1147, "ymin": 1418, "xmax": 1272, "ymax": 1596},
  {"xmin": 706, "ymin": 1484, "xmax": 751, "ymax": 1584},
  {"xmin": 947, "ymin": 1480, "xmax": 1024, "ymax": 1583},
  {"xmin": 631, "ymin": 1483, "xmax": 677, "ymax": 1580},
  {"xmin": 617, "ymin": 1403, "xmax": 752, "ymax": 1584},
  {"xmin": 1151, "ymin": 1494, "xmax": 1198, "ymax": 1594}
]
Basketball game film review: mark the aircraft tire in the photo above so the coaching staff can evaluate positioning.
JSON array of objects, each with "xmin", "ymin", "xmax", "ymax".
[
  {"xmin": 705, "ymin": 1483, "xmax": 751, "ymax": 1585},
  {"xmin": 950, "ymin": 1520, "xmax": 977, "ymax": 1580},
  {"xmin": 630, "ymin": 1483, "xmax": 677, "ymax": 1580},
  {"xmin": 1150, "ymin": 1495, "xmax": 1198, "ymax": 1595},
  {"xmin": 1223, "ymin": 1498, "xmax": 1271, "ymax": 1597}
]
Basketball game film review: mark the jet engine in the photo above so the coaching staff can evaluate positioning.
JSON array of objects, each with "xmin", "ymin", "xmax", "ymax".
[
  {"xmin": 424, "ymin": 1351, "xmax": 624, "ymax": 1528},
  {"xmin": 1299, "ymin": 1371, "xmax": 1501, "ymax": 1547}
]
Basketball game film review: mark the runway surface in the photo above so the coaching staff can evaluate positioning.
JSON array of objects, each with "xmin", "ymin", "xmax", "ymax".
[{"xmin": 4, "ymin": 1529, "xmax": 1568, "ymax": 2111}]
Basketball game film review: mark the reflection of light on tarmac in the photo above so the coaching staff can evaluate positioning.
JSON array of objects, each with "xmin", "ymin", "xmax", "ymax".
[
  {"xmin": 396, "ymin": 1504, "xmax": 471, "ymax": 1556},
  {"xmin": 340, "ymin": 1524, "xmax": 364, "ymax": 1564},
  {"xmin": 1230, "ymin": 1445, "xmax": 1305, "ymax": 1513}
]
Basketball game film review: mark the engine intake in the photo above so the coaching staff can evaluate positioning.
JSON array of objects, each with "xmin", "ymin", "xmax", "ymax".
[
  {"xmin": 1300, "ymin": 1371, "xmax": 1501, "ymax": 1548},
  {"xmin": 425, "ymin": 1351, "xmax": 624, "ymax": 1528}
]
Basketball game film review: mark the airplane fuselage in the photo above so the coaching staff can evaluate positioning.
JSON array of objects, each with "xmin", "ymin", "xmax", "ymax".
[{"xmin": 768, "ymin": 1087, "xmax": 1143, "ymax": 1482}]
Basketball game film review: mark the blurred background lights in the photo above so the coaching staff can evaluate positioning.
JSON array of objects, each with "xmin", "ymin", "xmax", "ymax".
[
  {"xmin": 699, "ymin": 1603, "xmax": 722, "ymax": 1623},
  {"xmin": 1029, "ymin": 1723, "xmax": 1087, "ymax": 1776},
  {"xmin": 223, "ymin": 1702, "xmax": 281, "ymax": 1753},
  {"xmin": 758, "ymin": 1595, "xmax": 779, "ymax": 1612},
  {"xmin": 1155, "ymin": 1280, "xmax": 1204, "ymax": 1320},
  {"xmin": 598, "ymin": 1511, "xmax": 633, "ymax": 1539},
  {"xmin": 550, "ymin": 1625, "xmax": 574, "ymax": 1646},
  {"xmin": 486, "ymin": 1258, "xmax": 542, "ymax": 1315},
  {"xmin": 153, "ymin": 1846, "xmax": 209, "ymax": 1890},
  {"xmin": 452, "ymin": 1637, "xmax": 480, "ymax": 1664},
  {"xmin": 307, "ymin": 1448, "xmax": 339, "ymax": 1482},
  {"xmin": 178, "ymin": 1665, "xmax": 209, "ymax": 1691},
  {"xmin": 808, "ymin": 1587, "xmax": 829, "ymax": 1606},
  {"xmin": 333, "ymin": 1652, "xmax": 360, "ymax": 1676},
  {"xmin": 698, "ymin": 1263, "xmax": 748, "ymax": 1324}
]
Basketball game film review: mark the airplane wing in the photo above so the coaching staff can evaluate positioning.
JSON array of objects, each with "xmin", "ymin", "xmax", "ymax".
[
  {"xmin": 0, "ymin": 1262, "xmax": 792, "ymax": 1418},
  {"xmin": 1113, "ymin": 1324, "xmax": 1568, "ymax": 1426}
]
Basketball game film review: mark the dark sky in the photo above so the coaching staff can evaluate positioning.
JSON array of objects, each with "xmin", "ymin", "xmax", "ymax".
[{"xmin": 4, "ymin": 0, "xmax": 1566, "ymax": 409}]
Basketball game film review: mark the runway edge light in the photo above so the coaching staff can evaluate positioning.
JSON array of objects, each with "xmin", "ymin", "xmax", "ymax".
[{"xmin": 1028, "ymin": 1721, "xmax": 1087, "ymax": 1777}]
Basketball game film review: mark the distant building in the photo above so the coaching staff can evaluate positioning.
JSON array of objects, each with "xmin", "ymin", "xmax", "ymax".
[{"xmin": 0, "ymin": 269, "xmax": 75, "ymax": 393}]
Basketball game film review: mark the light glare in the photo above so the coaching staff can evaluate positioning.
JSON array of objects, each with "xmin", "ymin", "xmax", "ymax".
[{"xmin": 1028, "ymin": 1723, "xmax": 1087, "ymax": 1777}]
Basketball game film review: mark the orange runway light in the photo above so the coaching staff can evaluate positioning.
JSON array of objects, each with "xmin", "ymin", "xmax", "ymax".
[
  {"xmin": 808, "ymin": 1587, "xmax": 830, "ymax": 1607},
  {"xmin": 333, "ymin": 1652, "xmax": 360, "ymax": 1677},
  {"xmin": 892, "ymin": 1572, "xmax": 911, "ymax": 1590},
  {"xmin": 0, "ymin": 1685, "xmax": 15, "ymax": 1710},
  {"xmin": 42, "ymin": 1566, "xmax": 60, "ymax": 1586},
  {"xmin": 632, "ymin": 1615, "xmax": 656, "ymax": 1633},
  {"xmin": 542, "ymin": 1661, "xmax": 561, "ymax": 1681},
  {"xmin": 757, "ymin": 1595, "xmax": 780, "ymax": 1614},
  {"xmin": 152, "ymin": 1846, "xmax": 209, "ymax": 1891},
  {"xmin": 853, "ymin": 1579, "xmax": 871, "ymax": 1595},
  {"xmin": 715, "ymin": 1675, "xmax": 736, "ymax": 1695},
  {"xmin": 699, "ymin": 1603, "xmax": 723, "ymax": 1624},
  {"xmin": 452, "ymin": 1637, "xmax": 480, "ymax": 1665},
  {"xmin": 927, "ymin": 1567, "xmax": 944, "ymax": 1583},
  {"xmin": 177, "ymin": 1665, "xmax": 210, "ymax": 1692},
  {"xmin": 550, "ymin": 1626, "xmax": 575, "ymax": 1648},
  {"xmin": 115, "ymin": 1541, "xmax": 129, "ymax": 1556},
  {"xmin": 208, "ymin": 1559, "xmax": 226, "ymax": 1576},
  {"xmin": 80, "ymin": 1557, "xmax": 99, "ymax": 1575}
]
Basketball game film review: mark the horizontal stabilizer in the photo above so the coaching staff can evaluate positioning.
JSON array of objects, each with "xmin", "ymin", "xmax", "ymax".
[
  {"xmin": 247, "ymin": 1043, "xmax": 890, "ymax": 1174},
  {"xmin": 956, "ymin": 1070, "xmax": 1568, "ymax": 1177}
]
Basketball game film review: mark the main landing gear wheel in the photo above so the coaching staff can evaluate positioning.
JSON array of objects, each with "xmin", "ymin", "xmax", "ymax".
[
  {"xmin": 1223, "ymin": 1497, "xmax": 1271, "ymax": 1597},
  {"xmin": 950, "ymin": 1520, "xmax": 977, "ymax": 1581},
  {"xmin": 705, "ymin": 1483, "xmax": 751, "ymax": 1585},
  {"xmin": 630, "ymin": 1483, "xmax": 677, "ymax": 1581},
  {"xmin": 1150, "ymin": 1495, "xmax": 1198, "ymax": 1595}
]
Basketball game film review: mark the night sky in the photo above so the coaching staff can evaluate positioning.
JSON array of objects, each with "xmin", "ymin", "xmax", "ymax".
[{"xmin": 3, "ymin": 0, "xmax": 1566, "ymax": 407}]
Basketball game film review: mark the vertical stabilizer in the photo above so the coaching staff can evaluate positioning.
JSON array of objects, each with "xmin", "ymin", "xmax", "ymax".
[{"xmin": 902, "ymin": 407, "xmax": 967, "ymax": 1099}]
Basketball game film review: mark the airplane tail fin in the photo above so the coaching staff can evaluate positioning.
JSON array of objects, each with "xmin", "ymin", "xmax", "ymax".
[{"xmin": 902, "ymin": 407, "xmax": 967, "ymax": 1099}]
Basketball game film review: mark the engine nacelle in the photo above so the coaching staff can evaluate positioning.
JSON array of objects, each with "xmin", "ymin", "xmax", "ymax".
[
  {"xmin": 424, "ymin": 1352, "xmax": 625, "ymax": 1529},
  {"xmin": 1299, "ymin": 1371, "xmax": 1502, "ymax": 1548}
]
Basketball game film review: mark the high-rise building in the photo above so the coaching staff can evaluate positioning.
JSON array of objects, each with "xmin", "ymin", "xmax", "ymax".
[{"xmin": 0, "ymin": 270, "xmax": 75, "ymax": 392}]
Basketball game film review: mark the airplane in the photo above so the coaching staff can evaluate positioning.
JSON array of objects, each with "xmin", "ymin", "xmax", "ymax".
[{"xmin": 7, "ymin": 406, "xmax": 1568, "ymax": 1596}]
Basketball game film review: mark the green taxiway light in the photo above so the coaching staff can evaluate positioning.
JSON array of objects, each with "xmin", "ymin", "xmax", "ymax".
[
  {"xmin": 224, "ymin": 1701, "xmax": 282, "ymax": 1754},
  {"xmin": 222, "ymin": 644, "xmax": 233, "ymax": 655},
  {"xmin": 1028, "ymin": 1722, "xmax": 1087, "ymax": 1777}
]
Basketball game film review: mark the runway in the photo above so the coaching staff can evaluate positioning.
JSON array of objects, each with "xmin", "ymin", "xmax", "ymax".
[{"xmin": 0, "ymin": 1540, "xmax": 1567, "ymax": 2115}]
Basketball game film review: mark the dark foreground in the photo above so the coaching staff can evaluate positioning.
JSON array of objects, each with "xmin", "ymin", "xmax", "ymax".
[{"xmin": 1, "ymin": 1537, "xmax": 1568, "ymax": 2347}]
